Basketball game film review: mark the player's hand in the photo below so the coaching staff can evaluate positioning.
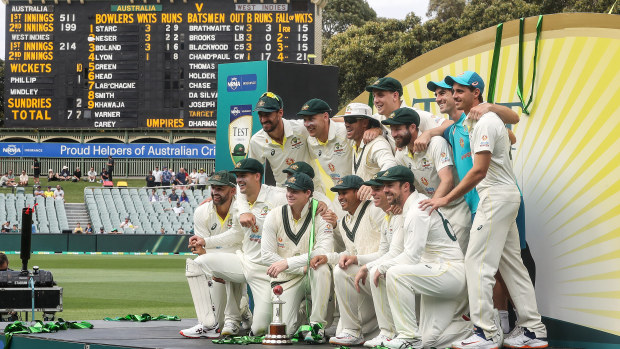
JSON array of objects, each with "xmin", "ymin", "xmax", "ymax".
[
  {"xmin": 267, "ymin": 260, "xmax": 289, "ymax": 278},
  {"xmin": 357, "ymin": 185, "xmax": 372, "ymax": 201},
  {"xmin": 418, "ymin": 197, "xmax": 449, "ymax": 215},
  {"xmin": 387, "ymin": 204, "xmax": 402, "ymax": 215},
  {"xmin": 354, "ymin": 265, "xmax": 368, "ymax": 293},
  {"xmin": 321, "ymin": 209, "xmax": 338, "ymax": 228},
  {"xmin": 212, "ymin": 276, "xmax": 226, "ymax": 284},
  {"xmin": 310, "ymin": 255, "xmax": 327, "ymax": 270},
  {"xmin": 362, "ymin": 127, "xmax": 382, "ymax": 144},
  {"xmin": 338, "ymin": 254, "xmax": 358, "ymax": 269},
  {"xmin": 467, "ymin": 103, "xmax": 492, "ymax": 121},
  {"xmin": 188, "ymin": 235, "xmax": 205, "ymax": 248},
  {"xmin": 240, "ymin": 213, "xmax": 256, "ymax": 228},
  {"xmin": 413, "ymin": 131, "xmax": 431, "ymax": 152},
  {"xmin": 315, "ymin": 201, "xmax": 328, "ymax": 216},
  {"xmin": 373, "ymin": 269, "xmax": 384, "ymax": 287}
]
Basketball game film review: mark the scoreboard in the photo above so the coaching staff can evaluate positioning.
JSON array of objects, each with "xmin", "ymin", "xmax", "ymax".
[{"xmin": 4, "ymin": 0, "xmax": 317, "ymax": 129}]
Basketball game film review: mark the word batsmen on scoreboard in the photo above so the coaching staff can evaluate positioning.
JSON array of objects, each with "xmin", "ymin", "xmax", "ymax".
[{"xmin": 4, "ymin": 0, "xmax": 316, "ymax": 130}]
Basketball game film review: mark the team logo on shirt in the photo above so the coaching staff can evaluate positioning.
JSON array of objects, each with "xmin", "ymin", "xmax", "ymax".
[
  {"xmin": 277, "ymin": 237, "xmax": 285, "ymax": 248},
  {"xmin": 271, "ymin": 149, "xmax": 276, "ymax": 156},
  {"xmin": 480, "ymin": 135, "xmax": 490, "ymax": 148},
  {"xmin": 482, "ymin": 135, "xmax": 488, "ymax": 140},
  {"xmin": 421, "ymin": 158, "xmax": 431, "ymax": 168},
  {"xmin": 440, "ymin": 152, "xmax": 450, "ymax": 163},
  {"xmin": 261, "ymin": 206, "xmax": 270, "ymax": 216},
  {"xmin": 459, "ymin": 137, "xmax": 465, "ymax": 148},
  {"xmin": 251, "ymin": 225, "xmax": 260, "ymax": 233},
  {"xmin": 334, "ymin": 142, "xmax": 345, "ymax": 154},
  {"xmin": 227, "ymin": 219, "xmax": 233, "ymax": 228},
  {"xmin": 211, "ymin": 223, "xmax": 217, "ymax": 230},
  {"xmin": 421, "ymin": 177, "xmax": 429, "ymax": 186},
  {"xmin": 290, "ymin": 137, "xmax": 303, "ymax": 149},
  {"xmin": 286, "ymin": 158, "xmax": 295, "ymax": 165},
  {"xmin": 328, "ymin": 163, "xmax": 335, "ymax": 172}
]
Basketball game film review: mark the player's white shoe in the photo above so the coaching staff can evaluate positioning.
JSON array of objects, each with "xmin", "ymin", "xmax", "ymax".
[
  {"xmin": 179, "ymin": 322, "xmax": 220, "ymax": 339},
  {"xmin": 451, "ymin": 327, "xmax": 499, "ymax": 349},
  {"xmin": 221, "ymin": 321, "xmax": 240, "ymax": 336},
  {"xmin": 241, "ymin": 307, "xmax": 253, "ymax": 332},
  {"xmin": 329, "ymin": 332, "xmax": 365, "ymax": 346},
  {"xmin": 364, "ymin": 333, "xmax": 393, "ymax": 347},
  {"xmin": 503, "ymin": 327, "xmax": 548, "ymax": 348},
  {"xmin": 384, "ymin": 337, "xmax": 422, "ymax": 349}
]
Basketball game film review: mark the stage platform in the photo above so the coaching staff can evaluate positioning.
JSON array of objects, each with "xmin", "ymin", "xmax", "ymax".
[{"xmin": 1, "ymin": 319, "xmax": 581, "ymax": 349}]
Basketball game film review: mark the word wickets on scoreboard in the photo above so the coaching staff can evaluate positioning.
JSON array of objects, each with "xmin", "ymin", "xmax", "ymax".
[{"xmin": 4, "ymin": 0, "xmax": 316, "ymax": 129}]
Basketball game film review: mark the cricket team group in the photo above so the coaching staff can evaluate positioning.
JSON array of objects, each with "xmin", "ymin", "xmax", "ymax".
[{"xmin": 180, "ymin": 71, "xmax": 548, "ymax": 349}]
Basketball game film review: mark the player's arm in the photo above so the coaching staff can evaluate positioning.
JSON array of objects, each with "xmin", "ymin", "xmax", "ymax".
[
  {"xmin": 203, "ymin": 219, "xmax": 244, "ymax": 249},
  {"xmin": 357, "ymin": 213, "xmax": 389, "ymax": 266},
  {"xmin": 469, "ymin": 103, "xmax": 519, "ymax": 124},
  {"xmin": 414, "ymin": 117, "xmax": 452, "ymax": 152},
  {"xmin": 373, "ymin": 141, "xmax": 398, "ymax": 171}
]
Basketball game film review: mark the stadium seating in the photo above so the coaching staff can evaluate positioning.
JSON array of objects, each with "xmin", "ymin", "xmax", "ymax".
[
  {"xmin": 0, "ymin": 193, "xmax": 69, "ymax": 234},
  {"xmin": 84, "ymin": 187, "xmax": 206, "ymax": 234}
]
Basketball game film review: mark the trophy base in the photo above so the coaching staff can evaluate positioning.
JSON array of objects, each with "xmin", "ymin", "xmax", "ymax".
[{"xmin": 262, "ymin": 324, "xmax": 292, "ymax": 345}]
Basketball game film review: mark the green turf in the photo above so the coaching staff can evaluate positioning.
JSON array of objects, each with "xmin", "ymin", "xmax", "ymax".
[{"xmin": 6, "ymin": 254, "xmax": 196, "ymax": 321}]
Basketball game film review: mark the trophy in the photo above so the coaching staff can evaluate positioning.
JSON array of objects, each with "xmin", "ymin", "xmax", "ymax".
[{"xmin": 262, "ymin": 285, "xmax": 292, "ymax": 345}]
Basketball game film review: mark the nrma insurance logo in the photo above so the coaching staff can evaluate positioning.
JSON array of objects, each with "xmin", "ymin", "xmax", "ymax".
[
  {"xmin": 227, "ymin": 74, "xmax": 258, "ymax": 92},
  {"xmin": 1, "ymin": 144, "xmax": 22, "ymax": 156},
  {"xmin": 230, "ymin": 105, "xmax": 253, "ymax": 120}
]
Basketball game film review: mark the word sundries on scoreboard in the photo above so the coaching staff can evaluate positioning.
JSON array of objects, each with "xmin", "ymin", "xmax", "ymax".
[{"xmin": 4, "ymin": 0, "xmax": 316, "ymax": 129}]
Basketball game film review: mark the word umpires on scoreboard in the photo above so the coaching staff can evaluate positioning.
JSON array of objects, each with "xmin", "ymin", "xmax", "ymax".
[{"xmin": 4, "ymin": 0, "xmax": 316, "ymax": 129}]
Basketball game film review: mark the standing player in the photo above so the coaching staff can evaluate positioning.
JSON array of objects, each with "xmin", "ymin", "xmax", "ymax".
[
  {"xmin": 261, "ymin": 173, "xmax": 334, "ymax": 342},
  {"xmin": 382, "ymin": 107, "xmax": 471, "ymax": 252},
  {"xmin": 372, "ymin": 166, "xmax": 469, "ymax": 349},
  {"xmin": 107, "ymin": 155, "xmax": 114, "ymax": 181},
  {"xmin": 323, "ymin": 175, "xmax": 385, "ymax": 346},
  {"xmin": 420, "ymin": 71, "xmax": 548, "ymax": 349},
  {"xmin": 184, "ymin": 159, "xmax": 288, "ymax": 337}
]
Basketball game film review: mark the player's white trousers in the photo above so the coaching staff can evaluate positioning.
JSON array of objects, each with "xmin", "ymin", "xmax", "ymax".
[
  {"xmin": 443, "ymin": 200, "xmax": 472, "ymax": 254},
  {"xmin": 278, "ymin": 263, "xmax": 332, "ymax": 335},
  {"xmin": 195, "ymin": 251, "xmax": 272, "ymax": 335},
  {"xmin": 369, "ymin": 265, "xmax": 396, "ymax": 338},
  {"xmin": 333, "ymin": 264, "xmax": 378, "ymax": 337},
  {"xmin": 387, "ymin": 261, "xmax": 468, "ymax": 348},
  {"xmin": 466, "ymin": 185, "xmax": 546, "ymax": 339}
]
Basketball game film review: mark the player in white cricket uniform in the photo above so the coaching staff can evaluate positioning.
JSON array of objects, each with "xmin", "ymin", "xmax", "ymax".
[
  {"xmin": 342, "ymin": 103, "xmax": 396, "ymax": 182},
  {"xmin": 261, "ymin": 173, "xmax": 334, "ymax": 343},
  {"xmin": 382, "ymin": 107, "xmax": 472, "ymax": 253},
  {"xmin": 365, "ymin": 77, "xmax": 448, "ymax": 152},
  {"xmin": 322, "ymin": 175, "xmax": 384, "ymax": 346},
  {"xmin": 371, "ymin": 166, "xmax": 469, "ymax": 349},
  {"xmin": 185, "ymin": 159, "xmax": 288, "ymax": 337},
  {"xmin": 420, "ymin": 71, "xmax": 548, "ymax": 349}
]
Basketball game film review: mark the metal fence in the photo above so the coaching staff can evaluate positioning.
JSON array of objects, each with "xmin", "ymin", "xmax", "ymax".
[{"xmin": 0, "ymin": 158, "xmax": 215, "ymax": 178}]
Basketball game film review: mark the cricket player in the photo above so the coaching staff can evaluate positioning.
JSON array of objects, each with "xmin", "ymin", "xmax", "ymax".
[
  {"xmin": 261, "ymin": 172, "xmax": 334, "ymax": 342},
  {"xmin": 365, "ymin": 77, "xmax": 448, "ymax": 152},
  {"xmin": 183, "ymin": 159, "xmax": 288, "ymax": 337},
  {"xmin": 372, "ymin": 166, "xmax": 469, "ymax": 349},
  {"xmin": 382, "ymin": 107, "xmax": 472, "ymax": 253},
  {"xmin": 182, "ymin": 170, "xmax": 250, "ymax": 337},
  {"xmin": 341, "ymin": 103, "xmax": 396, "ymax": 183},
  {"xmin": 324, "ymin": 175, "xmax": 390, "ymax": 346},
  {"xmin": 420, "ymin": 71, "xmax": 547, "ymax": 349}
]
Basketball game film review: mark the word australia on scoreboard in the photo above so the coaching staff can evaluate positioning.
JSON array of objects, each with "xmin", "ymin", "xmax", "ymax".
[{"xmin": 4, "ymin": 0, "xmax": 316, "ymax": 129}]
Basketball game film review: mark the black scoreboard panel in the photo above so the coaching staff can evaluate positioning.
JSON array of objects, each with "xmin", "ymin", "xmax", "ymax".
[{"xmin": 4, "ymin": 0, "xmax": 316, "ymax": 129}]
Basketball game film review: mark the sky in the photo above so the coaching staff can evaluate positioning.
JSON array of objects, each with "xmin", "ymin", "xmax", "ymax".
[{"xmin": 0, "ymin": 1, "xmax": 429, "ymax": 60}]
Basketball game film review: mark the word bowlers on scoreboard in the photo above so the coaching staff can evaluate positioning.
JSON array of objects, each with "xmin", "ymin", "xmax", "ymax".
[{"xmin": 4, "ymin": 0, "xmax": 317, "ymax": 129}]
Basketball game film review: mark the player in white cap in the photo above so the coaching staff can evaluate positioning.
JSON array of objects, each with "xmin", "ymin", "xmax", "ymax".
[
  {"xmin": 261, "ymin": 172, "xmax": 334, "ymax": 343},
  {"xmin": 382, "ymin": 107, "xmax": 472, "ymax": 253},
  {"xmin": 420, "ymin": 71, "xmax": 548, "ymax": 349},
  {"xmin": 374, "ymin": 166, "xmax": 469, "ymax": 349}
]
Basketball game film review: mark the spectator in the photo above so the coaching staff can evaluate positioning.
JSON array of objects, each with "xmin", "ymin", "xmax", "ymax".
[
  {"xmin": 19, "ymin": 170, "xmax": 29, "ymax": 186},
  {"xmin": 153, "ymin": 166, "xmax": 162, "ymax": 186},
  {"xmin": 59, "ymin": 166, "xmax": 71, "ymax": 181},
  {"xmin": 32, "ymin": 158, "xmax": 41, "ymax": 185},
  {"xmin": 120, "ymin": 217, "xmax": 138, "ymax": 230},
  {"xmin": 73, "ymin": 222, "xmax": 83, "ymax": 234},
  {"xmin": 72, "ymin": 167, "xmax": 82, "ymax": 182},
  {"xmin": 87, "ymin": 167, "xmax": 97, "ymax": 182},
  {"xmin": 44, "ymin": 186, "xmax": 55, "ymax": 198},
  {"xmin": 174, "ymin": 167, "xmax": 188, "ymax": 187},
  {"xmin": 146, "ymin": 171, "xmax": 156, "ymax": 188},
  {"xmin": 169, "ymin": 167, "xmax": 176, "ymax": 182},
  {"xmin": 84, "ymin": 223, "xmax": 93, "ymax": 234},
  {"xmin": 99, "ymin": 226, "xmax": 106, "ymax": 234},
  {"xmin": 160, "ymin": 190, "xmax": 168, "ymax": 202},
  {"xmin": 6, "ymin": 170, "xmax": 17, "ymax": 186},
  {"xmin": 31, "ymin": 223, "xmax": 36, "ymax": 234},
  {"xmin": 196, "ymin": 168, "xmax": 208, "ymax": 191},
  {"xmin": 179, "ymin": 191, "xmax": 189, "ymax": 203},
  {"xmin": 54, "ymin": 185, "xmax": 65, "ymax": 201},
  {"xmin": 170, "ymin": 202, "xmax": 185, "ymax": 215},
  {"xmin": 177, "ymin": 227, "xmax": 186, "ymax": 235},
  {"xmin": 160, "ymin": 227, "xmax": 166, "ymax": 234},
  {"xmin": 149, "ymin": 189, "xmax": 159, "ymax": 202},
  {"xmin": 10, "ymin": 224, "xmax": 19, "ymax": 233},
  {"xmin": 1, "ymin": 222, "xmax": 10, "ymax": 233},
  {"xmin": 101, "ymin": 168, "xmax": 110, "ymax": 182},
  {"xmin": 109, "ymin": 228, "xmax": 121, "ymax": 234},
  {"xmin": 34, "ymin": 185, "xmax": 44, "ymax": 197},
  {"xmin": 161, "ymin": 167, "xmax": 172, "ymax": 186},
  {"xmin": 168, "ymin": 189, "xmax": 179, "ymax": 202},
  {"xmin": 107, "ymin": 155, "xmax": 115, "ymax": 181},
  {"xmin": 0, "ymin": 173, "xmax": 14, "ymax": 187},
  {"xmin": 189, "ymin": 168, "xmax": 198, "ymax": 186},
  {"xmin": 47, "ymin": 169, "xmax": 58, "ymax": 181}
]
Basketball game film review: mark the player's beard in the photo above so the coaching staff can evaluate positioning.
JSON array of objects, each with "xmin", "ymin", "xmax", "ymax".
[
  {"xmin": 212, "ymin": 192, "xmax": 229, "ymax": 206},
  {"xmin": 394, "ymin": 130, "xmax": 411, "ymax": 149}
]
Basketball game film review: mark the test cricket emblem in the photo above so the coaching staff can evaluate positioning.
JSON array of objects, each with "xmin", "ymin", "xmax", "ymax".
[{"xmin": 229, "ymin": 105, "xmax": 252, "ymax": 165}]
